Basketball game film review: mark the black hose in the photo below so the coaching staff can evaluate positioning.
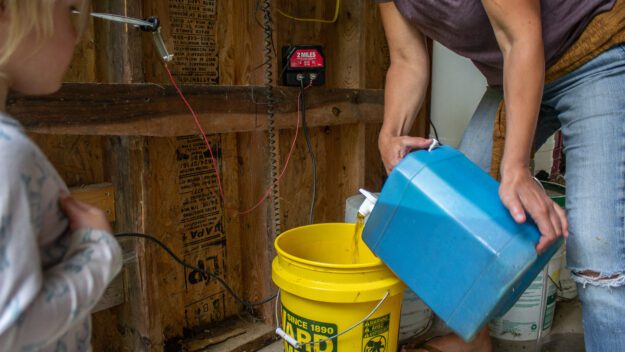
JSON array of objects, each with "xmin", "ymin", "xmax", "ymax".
[{"xmin": 115, "ymin": 233, "xmax": 277, "ymax": 312}]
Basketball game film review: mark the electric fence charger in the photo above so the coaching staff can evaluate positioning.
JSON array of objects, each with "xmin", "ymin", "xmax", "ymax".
[{"xmin": 282, "ymin": 45, "xmax": 326, "ymax": 86}]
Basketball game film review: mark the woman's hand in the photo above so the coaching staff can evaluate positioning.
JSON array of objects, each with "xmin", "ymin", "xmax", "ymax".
[
  {"xmin": 379, "ymin": 132, "xmax": 432, "ymax": 174},
  {"xmin": 499, "ymin": 166, "xmax": 568, "ymax": 253},
  {"xmin": 60, "ymin": 195, "xmax": 112, "ymax": 233}
]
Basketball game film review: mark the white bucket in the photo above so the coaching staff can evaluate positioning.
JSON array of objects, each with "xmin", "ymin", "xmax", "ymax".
[
  {"xmin": 398, "ymin": 289, "xmax": 433, "ymax": 342},
  {"xmin": 345, "ymin": 194, "xmax": 372, "ymax": 224},
  {"xmin": 489, "ymin": 247, "xmax": 562, "ymax": 341},
  {"xmin": 557, "ymin": 245, "xmax": 578, "ymax": 300},
  {"xmin": 345, "ymin": 194, "xmax": 433, "ymax": 341}
]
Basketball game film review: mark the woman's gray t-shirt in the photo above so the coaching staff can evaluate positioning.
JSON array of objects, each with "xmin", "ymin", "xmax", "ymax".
[{"xmin": 377, "ymin": 0, "xmax": 615, "ymax": 86}]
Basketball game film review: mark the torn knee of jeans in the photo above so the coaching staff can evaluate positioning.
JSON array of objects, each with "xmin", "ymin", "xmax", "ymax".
[{"xmin": 572, "ymin": 269, "xmax": 625, "ymax": 288}]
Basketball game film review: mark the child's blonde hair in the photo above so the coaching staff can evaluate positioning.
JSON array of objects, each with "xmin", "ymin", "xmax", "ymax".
[{"xmin": 0, "ymin": 0, "xmax": 90, "ymax": 69}]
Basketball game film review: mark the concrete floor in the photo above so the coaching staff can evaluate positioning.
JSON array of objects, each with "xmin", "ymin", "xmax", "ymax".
[
  {"xmin": 259, "ymin": 300, "xmax": 584, "ymax": 352},
  {"xmin": 257, "ymin": 341, "xmax": 282, "ymax": 351}
]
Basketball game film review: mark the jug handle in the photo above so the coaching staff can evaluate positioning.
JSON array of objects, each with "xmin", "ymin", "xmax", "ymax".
[{"xmin": 428, "ymin": 139, "xmax": 440, "ymax": 152}]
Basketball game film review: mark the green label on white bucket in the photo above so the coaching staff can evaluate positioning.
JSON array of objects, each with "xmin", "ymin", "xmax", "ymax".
[
  {"xmin": 362, "ymin": 314, "xmax": 390, "ymax": 352},
  {"xmin": 282, "ymin": 306, "xmax": 338, "ymax": 351}
]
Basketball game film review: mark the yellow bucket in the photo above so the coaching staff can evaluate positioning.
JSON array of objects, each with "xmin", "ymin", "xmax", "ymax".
[{"xmin": 272, "ymin": 223, "xmax": 405, "ymax": 351}]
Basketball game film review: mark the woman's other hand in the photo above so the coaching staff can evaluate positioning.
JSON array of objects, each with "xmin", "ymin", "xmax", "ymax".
[{"xmin": 499, "ymin": 166, "xmax": 568, "ymax": 253}]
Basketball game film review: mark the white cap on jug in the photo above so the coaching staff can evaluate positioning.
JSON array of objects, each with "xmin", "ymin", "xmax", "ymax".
[
  {"xmin": 358, "ymin": 188, "xmax": 378, "ymax": 217},
  {"xmin": 428, "ymin": 138, "xmax": 440, "ymax": 152}
]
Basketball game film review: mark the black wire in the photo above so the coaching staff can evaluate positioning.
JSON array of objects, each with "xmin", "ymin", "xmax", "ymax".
[
  {"xmin": 115, "ymin": 233, "xmax": 277, "ymax": 312},
  {"xmin": 546, "ymin": 271, "xmax": 577, "ymax": 303},
  {"xmin": 300, "ymin": 79, "xmax": 317, "ymax": 224},
  {"xmin": 278, "ymin": 45, "xmax": 295, "ymax": 84},
  {"xmin": 429, "ymin": 116, "xmax": 440, "ymax": 141}
]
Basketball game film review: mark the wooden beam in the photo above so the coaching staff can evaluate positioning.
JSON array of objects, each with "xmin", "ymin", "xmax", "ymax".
[
  {"xmin": 8, "ymin": 84, "xmax": 384, "ymax": 136},
  {"xmin": 92, "ymin": 1, "xmax": 145, "ymax": 83},
  {"xmin": 101, "ymin": 136, "xmax": 153, "ymax": 351},
  {"xmin": 237, "ymin": 131, "xmax": 276, "ymax": 324}
]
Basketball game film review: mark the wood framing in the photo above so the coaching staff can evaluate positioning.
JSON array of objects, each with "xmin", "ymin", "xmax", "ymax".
[{"xmin": 16, "ymin": 0, "xmax": 433, "ymax": 351}]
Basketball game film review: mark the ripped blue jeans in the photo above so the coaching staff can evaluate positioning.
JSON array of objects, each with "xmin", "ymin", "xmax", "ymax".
[{"xmin": 458, "ymin": 44, "xmax": 625, "ymax": 351}]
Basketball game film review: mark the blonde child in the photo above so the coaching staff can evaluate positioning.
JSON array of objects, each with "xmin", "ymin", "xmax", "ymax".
[{"xmin": 0, "ymin": 1, "xmax": 122, "ymax": 350}]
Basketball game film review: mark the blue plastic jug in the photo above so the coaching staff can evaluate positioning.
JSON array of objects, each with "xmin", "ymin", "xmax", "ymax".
[{"xmin": 362, "ymin": 145, "xmax": 562, "ymax": 341}]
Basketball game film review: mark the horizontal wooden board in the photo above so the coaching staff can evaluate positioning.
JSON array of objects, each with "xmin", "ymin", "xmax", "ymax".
[
  {"xmin": 70, "ymin": 183, "xmax": 116, "ymax": 222},
  {"xmin": 9, "ymin": 84, "xmax": 383, "ymax": 136}
]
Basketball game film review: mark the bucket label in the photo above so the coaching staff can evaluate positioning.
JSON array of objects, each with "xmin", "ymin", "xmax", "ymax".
[
  {"xmin": 489, "ymin": 267, "xmax": 561, "ymax": 340},
  {"xmin": 542, "ymin": 279, "xmax": 558, "ymax": 330},
  {"xmin": 362, "ymin": 314, "xmax": 390, "ymax": 352},
  {"xmin": 282, "ymin": 306, "xmax": 338, "ymax": 351}
]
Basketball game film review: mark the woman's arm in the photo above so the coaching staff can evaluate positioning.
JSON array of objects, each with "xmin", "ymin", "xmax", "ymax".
[
  {"xmin": 482, "ymin": 0, "xmax": 568, "ymax": 252},
  {"xmin": 378, "ymin": 2, "xmax": 432, "ymax": 173}
]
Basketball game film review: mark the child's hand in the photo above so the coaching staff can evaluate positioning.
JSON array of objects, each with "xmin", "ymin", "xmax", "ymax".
[{"xmin": 60, "ymin": 196, "xmax": 112, "ymax": 234}]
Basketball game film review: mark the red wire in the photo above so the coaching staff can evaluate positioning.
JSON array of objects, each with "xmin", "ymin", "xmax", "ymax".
[
  {"xmin": 164, "ymin": 64, "xmax": 226, "ymax": 201},
  {"xmin": 236, "ymin": 85, "xmax": 307, "ymax": 215},
  {"xmin": 163, "ymin": 63, "xmax": 308, "ymax": 215}
]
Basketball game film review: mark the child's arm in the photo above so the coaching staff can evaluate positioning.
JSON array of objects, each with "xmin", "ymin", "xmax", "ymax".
[
  {"xmin": 0, "ymin": 191, "xmax": 121, "ymax": 350},
  {"xmin": 6, "ymin": 228, "xmax": 121, "ymax": 350}
]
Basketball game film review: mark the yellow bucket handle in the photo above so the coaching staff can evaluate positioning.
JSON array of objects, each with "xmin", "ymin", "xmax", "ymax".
[{"xmin": 274, "ymin": 289, "xmax": 391, "ymax": 349}]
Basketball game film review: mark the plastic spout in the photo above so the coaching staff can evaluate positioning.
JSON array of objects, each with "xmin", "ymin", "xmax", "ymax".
[{"xmin": 358, "ymin": 188, "xmax": 378, "ymax": 217}]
